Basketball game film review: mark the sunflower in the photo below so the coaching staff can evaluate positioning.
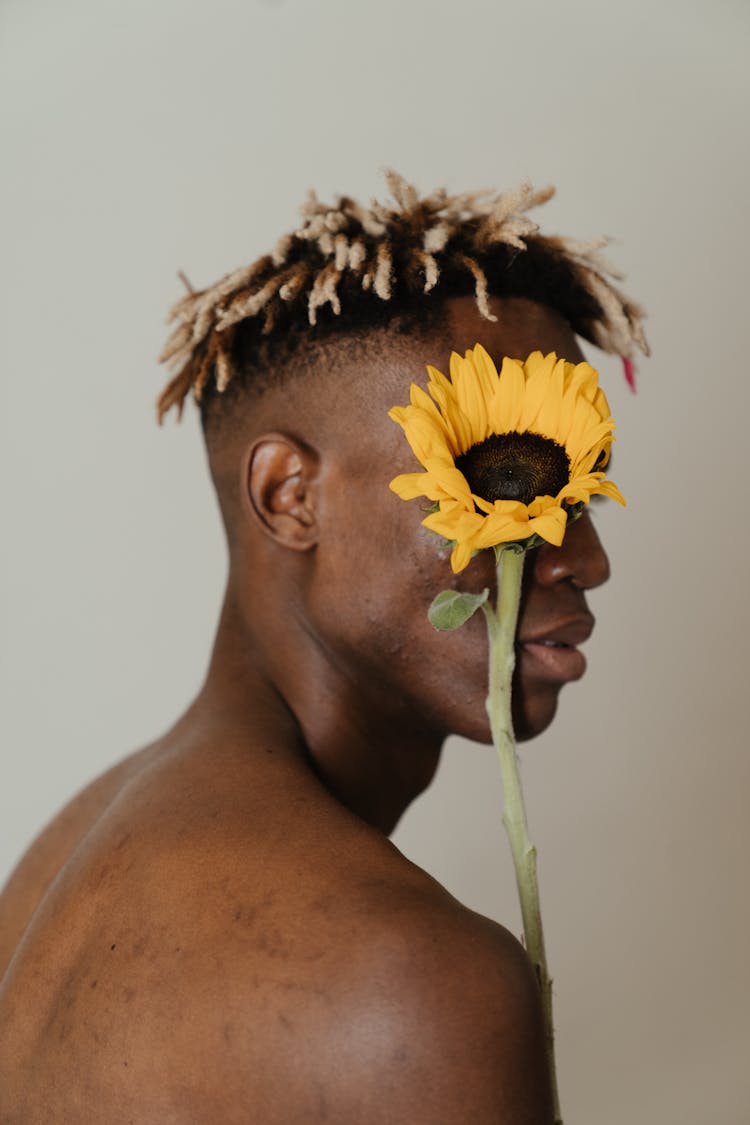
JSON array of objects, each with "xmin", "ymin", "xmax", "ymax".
[{"xmin": 388, "ymin": 345, "xmax": 624, "ymax": 573}]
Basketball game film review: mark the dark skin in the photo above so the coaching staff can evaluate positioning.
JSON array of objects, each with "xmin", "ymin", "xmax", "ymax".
[{"xmin": 0, "ymin": 297, "xmax": 610, "ymax": 1123}]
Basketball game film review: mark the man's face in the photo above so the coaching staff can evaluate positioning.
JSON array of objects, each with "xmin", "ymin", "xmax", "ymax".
[{"xmin": 309, "ymin": 296, "xmax": 611, "ymax": 745}]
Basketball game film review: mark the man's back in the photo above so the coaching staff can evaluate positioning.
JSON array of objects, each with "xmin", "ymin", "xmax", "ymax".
[{"xmin": 0, "ymin": 726, "xmax": 552, "ymax": 1123}]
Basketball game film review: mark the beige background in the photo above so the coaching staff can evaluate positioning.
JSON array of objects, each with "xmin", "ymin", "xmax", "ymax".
[{"xmin": 1, "ymin": 1, "xmax": 748, "ymax": 1121}]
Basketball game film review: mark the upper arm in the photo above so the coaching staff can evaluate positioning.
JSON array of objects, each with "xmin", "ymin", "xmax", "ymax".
[
  {"xmin": 340, "ymin": 910, "xmax": 554, "ymax": 1124},
  {"xmin": 264, "ymin": 901, "xmax": 555, "ymax": 1125}
]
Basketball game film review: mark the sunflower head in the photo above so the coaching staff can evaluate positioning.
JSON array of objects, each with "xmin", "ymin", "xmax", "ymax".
[{"xmin": 388, "ymin": 345, "xmax": 624, "ymax": 573}]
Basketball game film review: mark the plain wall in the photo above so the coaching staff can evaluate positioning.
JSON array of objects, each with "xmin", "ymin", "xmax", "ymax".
[{"xmin": 2, "ymin": 1, "xmax": 748, "ymax": 1122}]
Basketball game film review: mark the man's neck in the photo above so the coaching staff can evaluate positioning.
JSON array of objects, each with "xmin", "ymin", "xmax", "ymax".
[{"xmin": 192, "ymin": 589, "xmax": 444, "ymax": 835}]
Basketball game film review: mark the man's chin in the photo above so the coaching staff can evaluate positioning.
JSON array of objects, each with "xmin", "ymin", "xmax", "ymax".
[
  {"xmin": 512, "ymin": 690, "xmax": 560, "ymax": 742},
  {"xmin": 446, "ymin": 680, "xmax": 561, "ymax": 745}
]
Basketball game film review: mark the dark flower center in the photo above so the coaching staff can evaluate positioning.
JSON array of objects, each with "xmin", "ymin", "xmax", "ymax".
[{"xmin": 455, "ymin": 431, "xmax": 571, "ymax": 505}]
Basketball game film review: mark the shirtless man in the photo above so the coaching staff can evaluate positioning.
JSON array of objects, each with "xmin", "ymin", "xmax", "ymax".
[{"xmin": 0, "ymin": 175, "xmax": 646, "ymax": 1123}]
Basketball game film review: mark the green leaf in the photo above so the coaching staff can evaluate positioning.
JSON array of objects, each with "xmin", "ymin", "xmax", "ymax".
[{"xmin": 427, "ymin": 588, "xmax": 490, "ymax": 632}]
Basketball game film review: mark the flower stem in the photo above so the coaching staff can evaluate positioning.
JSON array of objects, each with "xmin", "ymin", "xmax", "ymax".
[{"xmin": 482, "ymin": 547, "xmax": 563, "ymax": 1125}]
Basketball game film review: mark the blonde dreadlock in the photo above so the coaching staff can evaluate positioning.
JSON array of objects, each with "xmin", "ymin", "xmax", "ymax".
[{"xmin": 157, "ymin": 170, "xmax": 648, "ymax": 422}]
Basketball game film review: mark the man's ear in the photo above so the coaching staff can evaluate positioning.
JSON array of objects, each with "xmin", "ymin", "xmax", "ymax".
[{"xmin": 244, "ymin": 433, "xmax": 319, "ymax": 551}]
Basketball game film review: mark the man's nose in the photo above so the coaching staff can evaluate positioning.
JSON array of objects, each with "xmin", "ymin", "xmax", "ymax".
[{"xmin": 531, "ymin": 510, "xmax": 611, "ymax": 590}]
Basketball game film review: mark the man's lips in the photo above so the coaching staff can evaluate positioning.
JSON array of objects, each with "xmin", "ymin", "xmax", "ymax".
[{"xmin": 517, "ymin": 615, "xmax": 595, "ymax": 683}]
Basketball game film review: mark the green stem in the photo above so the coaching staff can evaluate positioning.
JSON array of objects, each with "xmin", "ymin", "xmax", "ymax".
[{"xmin": 482, "ymin": 547, "xmax": 563, "ymax": 1125}]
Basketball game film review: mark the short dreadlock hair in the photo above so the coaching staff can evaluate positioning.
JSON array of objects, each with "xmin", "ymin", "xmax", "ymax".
[{"xmin": 157, "ymin": 170, "xmax": 648, "ymax": 426}]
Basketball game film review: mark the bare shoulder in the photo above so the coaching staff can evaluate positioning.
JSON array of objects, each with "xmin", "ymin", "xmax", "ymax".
[
  {"xmin": 286, "ymin": 876, "xmax": 555, "ymax": 1124},
  {"xmin": 96, "ymin": 828, "xmax": 554, "ymax": 1123},
  {"xmin": 0, "ymin": 745, "xmax": 553, "ymax": 1123},
  {"xmin": 172, "ymin": 835, "xmax": 555, "ymax": 1123}
]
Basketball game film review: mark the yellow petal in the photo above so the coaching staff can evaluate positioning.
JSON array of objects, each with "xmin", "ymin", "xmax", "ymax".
[
  {"xmin": 473, "ymin": 494, "xmax": 495, "ymax": 514},
  {"xmin": 526, "ymin": 494, "xmax": 557, "ymax": 517},
  {"xmin": 558, "ymin": 360, "xmax": 597, "ymax": 437},
  {"xmin": 397, "ymin": 413, "xmax": 448, "ymax": 466},
  {"xmin": 532, "ymin": 356, "xmax": 566, "ymax": 439},
  {"xmin": 529, "ymin": 504, "xmax": 568, "ymax": 546},
  {"xmin": 558, "ymin": 482, "xmax": 595, "ymax": 505},
  {"xmin": 571, "ymin": 437, "xmax": 613, "ymax": 478},
  {"xmin": 423, "ymin": 459, "xmax": 474, "ymax": 504},
  {"xmin": 594, "ymin": 478, "xmax": 626, "ymax": 505},
  {"xmin": 451, "ymin": 352, "xmax": 488, "ymax": 442},
  {"xmin": 426, "ymin": 363, "xmax": 455, "ymax": 402},
  {"xmin": 467, "ymin": 344, "xmax": 501, "ymax": 415},
  {"xmin": 427, "ymin": 380, "xmax": 472, "ymax": 454},
  {"xmin": 450, "ymin": 540, "xmax": 474, "ymax": 573},
  {"xmin": 471, "ymin": 507, "xmax": 532, "ymax": 550},
  {"xmin": 567, "ymin": 419, "xmax": 616, "ymax": 468},
  {"xmin": 409, "ymin": 384, "xmax": 453, "ymax": 443},
  {"xmin": 422, "ymin": 502, "xmax": 480, "ymax": 542},
  {"xmin": 518, "ymin": 351, "xmax": 558, "ymax": 431},
  {"xmin": 563, "ymin": 360, "xmax": 599, "ymax": 401},
  {"xmin": 389, "ymin": 472, "xmax": 444, "ymax": 501},
  {"xmin": 489, "ymin": 356, "xmax": 525, "ymax": 434}
]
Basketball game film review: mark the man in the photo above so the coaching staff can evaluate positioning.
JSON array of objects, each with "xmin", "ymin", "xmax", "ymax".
[{"xmin": 0, "ymin": 173, "xmax": 646, "ymax": 1122}]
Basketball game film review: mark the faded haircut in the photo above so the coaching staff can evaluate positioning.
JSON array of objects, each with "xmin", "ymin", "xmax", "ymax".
[{"xmin": 157, "ymin": 170, "xmax": 648, "ymax": 427}]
